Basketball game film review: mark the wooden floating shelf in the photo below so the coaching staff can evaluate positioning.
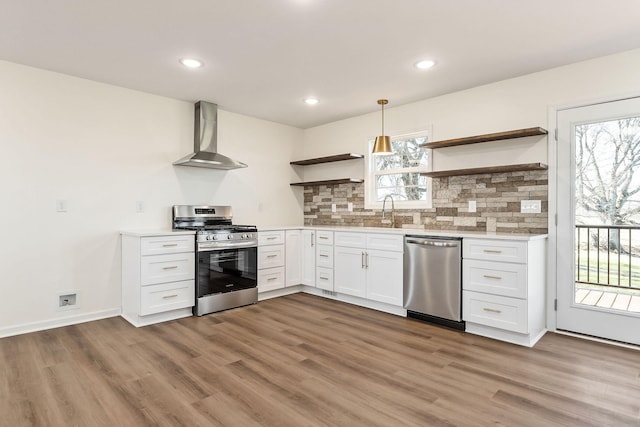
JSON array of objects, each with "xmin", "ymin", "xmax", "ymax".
[
  {"xmin": 290, "ymin": 178, "xmax": 363, "ymax": 187},
  {"xmin": 422, "ymin": 162, "xmax": 548, "ymax": 178},
  {"xmin": 420, "ymin": 127, "xmax": 548, "ymax": 149},
  {"xmin": 290, "ymin": 153, "xmax": 364, "ymax": 166}
]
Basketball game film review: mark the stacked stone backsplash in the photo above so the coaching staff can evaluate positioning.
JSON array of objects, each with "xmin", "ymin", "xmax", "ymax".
[{"xmin": 303, "ymin": 170, "xmax": 548, "ymax": 234}]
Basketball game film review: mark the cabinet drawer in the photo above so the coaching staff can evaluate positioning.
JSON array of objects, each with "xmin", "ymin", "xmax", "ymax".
[
  {"xmin": 463, "ymin": 291, "xmax": 527, "ymax": 334},
  {"xmin": 316, "ymin": 244, "xmax": 334, "ymax": 268},
  {"xmin": 463, "ymin": 259, "xmax": 527, "ymax": 298},
  {"xmin": 366, "ymin": 233, "xmax": 404, "ymax": 252},
  {"xmin": 316, "ymin": 267, "xmax": 334, "ymax": 291},
  {"xmin": 141, "ymin": 235, "xmax": 194, "ymax": 256},
  {"xmin": 258, "ymin": 230, "xmax": 285, "ymax": 246},
  {"xmin": 316, "ymin": 230, "xmax": 334, "ymax": 245},
  {"xmin": 334, "ymin": 232, "xmax": 365, "ymax": 247},
  {"xmin": 258, "ymin": 244, "xmax": 285, "ymax": 269},
  {"xmin": 141, "ymin": 253, "xmax": 195, "ymax": 286},
  {"xmin": 140, "ymin": 280, "xmax": 194, "ymax": 315},
  {"xmin": 463, "ymin": 239, "xmax": 527, "ymax": 263},
  {"xmin": 258, "ymin": 266, "xmax": 285, "ymax": 292}
]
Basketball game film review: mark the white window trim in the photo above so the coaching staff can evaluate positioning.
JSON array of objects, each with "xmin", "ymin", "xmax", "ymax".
[{"xmin": 364, "ymin": 129, "xmax": 433, "ymax": 210}]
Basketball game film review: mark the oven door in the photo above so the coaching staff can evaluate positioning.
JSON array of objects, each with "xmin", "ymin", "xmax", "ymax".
[{"xmin": 197, "ymin": 246, "xmax": 257, "ymax": 297}]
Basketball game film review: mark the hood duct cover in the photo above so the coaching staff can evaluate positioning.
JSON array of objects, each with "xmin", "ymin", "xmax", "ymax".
[{"xmin": 174, "ymin": 101, "xmax": 247, "ymax": 170}]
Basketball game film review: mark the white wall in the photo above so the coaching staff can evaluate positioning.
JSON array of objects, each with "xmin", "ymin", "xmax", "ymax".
[
  {"xmin": 301, "ymin": 48, "xmax": 640, "ymax": 180},
  {"xmin": 0, "ymin": 60, "xmax": 302, "ymax": 336}
]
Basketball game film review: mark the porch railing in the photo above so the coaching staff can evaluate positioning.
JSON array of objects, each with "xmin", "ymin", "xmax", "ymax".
[{"xmin": 575, "ymin": 224, "xmax": 640, "ymax": 291}]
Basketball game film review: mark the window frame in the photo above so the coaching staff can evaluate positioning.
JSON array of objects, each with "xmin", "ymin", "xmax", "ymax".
[{"xmin": 364, "ymin": 129, "xmax": 433, "ymax": 210}]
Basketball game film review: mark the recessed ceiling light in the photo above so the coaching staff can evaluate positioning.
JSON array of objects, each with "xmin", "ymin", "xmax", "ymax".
[
  {"xmin": 179, "ymin": 58, "xmax": 204, "ymax": 69},
  {"xmin": 415, "ymin": 59, "xmax": 436, "ymax": 70},
  {"xmin": 304, "ymin": 98, "xmax": 319, "ymax": 105}
]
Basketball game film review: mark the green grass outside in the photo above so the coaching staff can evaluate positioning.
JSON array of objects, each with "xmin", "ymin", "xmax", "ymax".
[{"xmin": 576, "ymin": 248, "xmax": 640, "ymax": 296}]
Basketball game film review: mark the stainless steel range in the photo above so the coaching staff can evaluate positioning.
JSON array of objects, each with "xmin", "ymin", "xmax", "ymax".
[{"xmin": 172, "ymin": 205, "xmax": 258, "ymax": 316}]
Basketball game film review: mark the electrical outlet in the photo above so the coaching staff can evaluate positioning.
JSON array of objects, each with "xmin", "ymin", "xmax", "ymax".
[
  {"xmin": 521, "ymin": 200, "xmax": 541, "ymax": 213},
  {"xmin": 468, "ymin": 200, "xmax": 477, "ymax": 213},
  {"xmin": 331, "ymin": 203, "xmax": 336, "ymax": 213},
  {"xmin": 57, "ymin": 292, "xmax": 79, "ymax": 311},
  {"xmin": 348, "ymin": 202, "xmax": 353, "ymax": 212},
  {"xmin": 135, "ymin": 201, "xmax": 144, "ymax": 213}
]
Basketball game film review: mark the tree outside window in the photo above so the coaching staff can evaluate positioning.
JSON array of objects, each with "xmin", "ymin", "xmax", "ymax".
[{"xmin": 365, "ymin": 131, "xmax": 432, "ymax": 209}]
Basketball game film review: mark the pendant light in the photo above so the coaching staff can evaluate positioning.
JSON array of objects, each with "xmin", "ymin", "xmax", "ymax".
[{"xmin": 372, "ymin": 99, "xmax": 392, "ymax": 155}]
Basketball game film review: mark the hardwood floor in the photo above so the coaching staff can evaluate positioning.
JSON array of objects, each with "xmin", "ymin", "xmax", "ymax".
[{"xmin": 1, "ymin": 293, "xmax": 639, "ymax": 426}]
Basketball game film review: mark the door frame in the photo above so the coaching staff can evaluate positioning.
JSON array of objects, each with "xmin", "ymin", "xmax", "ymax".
[{"xmin": 547, "ymin": 91, "xmax": 640, "ymax": 334}]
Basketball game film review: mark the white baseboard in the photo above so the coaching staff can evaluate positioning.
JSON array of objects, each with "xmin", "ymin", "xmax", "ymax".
[{"xmin": 0, "ymin": 308, "xmax": 122, "ymax": 338}]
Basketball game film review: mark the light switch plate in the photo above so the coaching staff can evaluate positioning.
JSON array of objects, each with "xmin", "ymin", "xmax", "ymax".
[
  {"xmin": 348, "ymin": 202, "xmax": 353, "ymax": 212},
  {"xmin": 521, "ymin": 200, "xmax": 541, "ymax": 213},
  {"xmin": 56, "ymin": 200, "xmax": 68, "ymax": 213},
  {"xmin": 468, "ymin": 200, "xmax": 476, "ymax": 213},
  {"xmin": 331, "ymin": 203, "xmax": 336, "ymax": 213},
  {"xmin": 135, "ymin": 201, "xmax": 145, "ymax": 213}
]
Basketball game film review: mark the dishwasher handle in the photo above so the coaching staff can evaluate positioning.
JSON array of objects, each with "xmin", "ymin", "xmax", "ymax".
[{"xmin": 406, "ymin": 238, "xmax": 459, "ymax": 248}]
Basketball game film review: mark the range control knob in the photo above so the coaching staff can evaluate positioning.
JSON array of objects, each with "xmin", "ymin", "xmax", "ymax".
[
  {"xmin": 212, "ymin": 235, "xmax": 218, "ymax": 240},
  {"xmin": 206, "ymin": 235, "xmax": 212, "ymax": 240},
  {"xmin": 227, "ymin": 234, "xmax": 233, "ymax": 239},
  {"xmin": 242, "ymin": 234, "xmax": 247, "ymax": 239}
]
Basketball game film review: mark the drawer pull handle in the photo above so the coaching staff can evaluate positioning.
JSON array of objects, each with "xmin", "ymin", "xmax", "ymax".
[
  {"xmin": 267, "ymin": 254, "xmax": 277, "ymax": 258},
  {"xmin": 267, "ymin": 236, "xmax": 277, "ymax": 240},
  {"xmin": 483, "ymin": 275, "xmax": 502, "ymax": 280},
  {"xmin": 162, "ymin": 266, "xmax": 178, "ymax": 270},
  {"xmin": 319, "ymin": 236, "xmax": 328, "ymax": 239},
  {"xmin": 267, "ymin": 277, "xmax": 278, "ymax": 281},
  {"xmin": 483, "ymin": 249, "xmax": 503, "ymax": 254},
  {"xmin": 320, "ymin": 254, "xmax": 329, "ymax": 258},
  {"xmin": 483, "ymin": 308, "xmax": 502, "ymax": 314},
  {"xmin": 320, "ymin": 276, "xmax": 329, "ymax": 280},
  {"xmin": 162, "ymin": 243, "xmax": 179, "ymax": 247},
  {"xmin": 163, "ymin": 294, "xmax": 178, "ymax": 299}
]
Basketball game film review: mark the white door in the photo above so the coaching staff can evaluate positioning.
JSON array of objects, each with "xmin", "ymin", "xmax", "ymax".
[
  {"xmin": 366, "ymin": 249, "xmax": 403, "ymax": 306},
  {"xmin": 285, "ymin": 230, "xmax": 302, "ymax": 287},
  {"xmin": 301, "ymin": 230, "xmax": 316, "ymax": 286},
  {"xmin": 334, "ymin": 246, "xmax": 367, "ymax": 297},
  {"xmin": 556, "ymin": 97, "xmax": 640, "ymax": 345}
]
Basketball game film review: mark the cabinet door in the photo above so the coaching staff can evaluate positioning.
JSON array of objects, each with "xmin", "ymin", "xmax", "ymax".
[
  {"xmin": 366, "ymin": 249, "xmax": 403, "ymax": 306},
  {"xmin": 334, "ymin": 246, "xmax": 366, "ymax": 297},
  {"xmin": 285, "ymin": 230, "xmax": 302, "ymax": 287},
  {"xmin": 302, "ymin": 230, "xmax": 316, "ymax": 286}
]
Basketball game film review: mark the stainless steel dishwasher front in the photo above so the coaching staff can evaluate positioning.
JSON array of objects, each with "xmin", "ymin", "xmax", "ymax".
[{"xmin": 403, "ymin": 236, "xmax": 464, "ymax": 329}]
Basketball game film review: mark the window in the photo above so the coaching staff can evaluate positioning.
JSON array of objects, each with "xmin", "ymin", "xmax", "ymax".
[{"xmin": 365, "ymin": 130, "xmax": 432, "ymax": 209}]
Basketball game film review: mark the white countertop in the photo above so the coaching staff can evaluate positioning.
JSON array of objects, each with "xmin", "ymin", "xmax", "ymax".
[
  {"xmin": 257, "ymin": 225, "xmax": 547, "ymax": 241},
  {"xmin": 120, "ymin": 229, "xmax": 196, "ymax": 237}
]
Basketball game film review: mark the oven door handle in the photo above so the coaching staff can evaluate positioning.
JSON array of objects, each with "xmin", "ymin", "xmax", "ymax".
[{"xmin": 198, "ymin": 240, "xmax": 258, "ymax": 251}]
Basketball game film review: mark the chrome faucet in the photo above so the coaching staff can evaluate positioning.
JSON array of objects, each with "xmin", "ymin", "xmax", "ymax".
[{"xmin": 382, "ymin": 194, "xmax": 395, "ymax": 227}]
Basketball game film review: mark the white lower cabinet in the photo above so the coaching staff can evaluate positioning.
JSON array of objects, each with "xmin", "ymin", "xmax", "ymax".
[
  {"xmin": 314, "ymin": 231, "xmax": 334, "ymax": 290},
  {"xmin": 121, "ymin": 233, "xmax": 196, "ymax": 327},
  {"xmin": 258, "ymin": 230, "xmax": 286, "ymax": 293},
  {"xmin": 462, "ymin": 237, "xmax": 547, "ymax": 347},
  {"xmin": 366, "ymin": 249, "xmax": 403, "ymax": 306},
  {"xmin": 334, "ymin": 246, "xmax": 366, "ymax": 297},
  {"xmin": 334, "ymin": 232, "xmax": 403, "ymax": 306},
  {"xmin": 285, "ymin": 230, "xmax": 302, "ymax": 287},
  {"xmin": 301, "ymin": 229, "xmax": 316, "ymax": 286}
]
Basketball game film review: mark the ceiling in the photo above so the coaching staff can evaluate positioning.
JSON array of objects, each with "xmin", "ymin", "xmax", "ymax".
[{"xmin": 2, "ymin": 1, "xmax": 640, "ymax": 129}]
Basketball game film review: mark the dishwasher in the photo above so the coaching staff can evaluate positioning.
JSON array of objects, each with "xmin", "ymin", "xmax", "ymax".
[{"xmin": 403, "ymin": 236, "xmax": 464, "ymax": 330}]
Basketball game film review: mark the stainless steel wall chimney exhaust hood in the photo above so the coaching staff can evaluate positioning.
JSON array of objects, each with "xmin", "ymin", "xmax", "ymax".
[{"xmin": 173, "ymin": 101, "xmax": 247, "ymax": 170}]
